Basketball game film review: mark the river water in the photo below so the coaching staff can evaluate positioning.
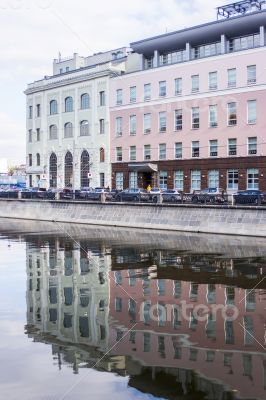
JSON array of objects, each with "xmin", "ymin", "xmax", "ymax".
[{"xmin": 0, "ymin": 218, "xmax": 265, "ymax": 400}]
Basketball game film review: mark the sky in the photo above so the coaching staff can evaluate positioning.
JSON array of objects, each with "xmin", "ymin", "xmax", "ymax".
[{"xmin": 0, "ymin": 0, "xmax": 222, "ymax": 165}]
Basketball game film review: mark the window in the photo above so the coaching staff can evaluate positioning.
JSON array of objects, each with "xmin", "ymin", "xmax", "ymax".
[
  {"xmin": 99, "ymin": 173, "xmax": 105, "ymax": 187},
  {"xmin": 228, "ymin": 138, "xmax": 237, "ymax": 156},
  {"xmin": 159, "ymin": 171, "xmax": 167, "ymax": 189},
  {"xmin": 159, "ymin": 143, "xmax": 166, "ymax": 160},
  {"xmin": 65, "ymin": 96, "xmax": 73, "ymax": 112},
  {"xmin": 28, "ymin": 129, "xmax": 32, "ymax": 143},
  {"xmin": 228, "ymin": 102, "xmax": 237, "ymax": 126},
  {"xmin": 64, "ymin": 122, "xmax": 73, "ymax": 138},
  {"xmin": 248, "ymin": 137, "xmax": 257, "ymax": 155},
  {"xmin": 130, "ymin": 115, "xmax": 136, "ymax": 135},
  {"xmin": 116, "ymin": 89, "xmax": 122, "ymax": 105},
  {"xmin": 115, "ymin": 297, "xmax": 122, "ymax": 312},
  {"xmin": 175, "ymin": 109, "xmax": 182, "ymax": 131},
  {"xmin": 115, "ymin": 172, "xmax": 123, "ymax": 189},
  {"xmin": 116, "ymin": 117, "xmax": 122, "ymax": 136},
  {"xmin": 49, "ymin": 125, "xmax": 58, "ymax": 140},
  {"xmin": 174, "ymin": 170, "xmax": 184, "ymax": 190},
  {"xmin": 209, "ymin": 139, "xmax": 218, "ymax": 157},
  {"xmin": 175, "ymin": 142, "xmax": 182, "ymax": 159},
  {"xmin": 99, "ymin": 91, "xmax": 106, "ymax": 106},
  {"xmin": 191, "ymin": 107, "xmax": 200, "ymax": 129},
  {"xmin": 247, "ymin": 100, "xmax": 257, "ymax": 124},
  {"xmin": 192, "ymin": 141, "xmax": 200, "ymax": 158},
  {"xmin": 28, "ymin": 105, "xmax": 33, "ymax": 119},
  {"xmin": 227, "ymin": 169, "xmax": 238, "ymax": 190},
  {"xmin": 209, "ymin": 71, "xmax": 217, "ymax": 90},
  {"xmin": 66, "ymin": 67, "xmax": 69, "ymax": 72},
  {"xmin": 129, "ymin": 171, "xmax": 138, "ymax": 188},
  {"xmin": 247, "ymin": 168, "xmax": 259, "ymax": 189},
  {"xmin": 159, "ymin": 80, "xmax": 166, "ymax": 97},
  {"xmin": 130, "ymin": 86, "xmax": 136, "ymax": 103},
  {"xmin": 80, "ymin": 120, "xmax": 89, "ymax": 136},
  {"xmin": 143, "ymin": 333, "xmax": 151, "ymax": 352},
  {"xmin": 64, "ymin": 152, "xmax": 73, "ymax": 188},
  {"xmin": 100, "ymin": 147, "xmax": 105, "ymax": 163},
  {"xmin": 191, "ymin": 170, "xmax": 201, "ymax": 191},
  {"xmin": 36, "ymin": 153, "xmax": 40, "ymax": 166},
  {"xmin": 80, "ymin": 150, "xmax": 90, "ymax": 188},
  {"xmin": 81, "ymin": 93, "xmax": 90, "ymax": 109},
  {"xmin": 144, "ymin": 113, "xmax": 151, "ymax": 134},
  {"xmin": 29, "ymin": 175, "xmax": 32, "ymax": 187},
  {"xmin": 130, "ymin": 146, "xmax": 136, "ymax": 161},
  {"xmin": 175, "ymin": 78, "xmax": 182, "ymax": 95},
  {"xmin": 50, "ymin": 100, "xmax": 58, "ymax": 115},
  {"xmin": 209, "ymin": 105, "xmax": 218, "ymax": 127},
  {"xmin": 144, "ymin": 84, "xmax": 151, "ymax": 101},
  {"xmin": 144, "ymin": 144, "xmax": 151, "ymax": 160},
  {"xmin": 36, "ymin": 128, "xmax": 40, "ymax": 142},
  {"xmin": 49, "ymin": 153, "xmax": 57, "ymax": 188},
  {"xmin": 116, "ymin": 147, "xmax": 122, "ymax": 162},
  {"xmin": 247, "ymin": 65, "xmax": 256, "ymax": 84},
  {"xmin": 208, "ymin": 170, "xmax": 219, "ymax": 187},
  {"xmin": 159, "ymin": 111, "xmax": 166, "ymax": 132},
  {"xmin": 36, "ymin": 104, "xmax": 41, "ymax": 118},
  {"xmin": 228, "ymin": 68, "xmax": 236, "ymax": 87},
  {"xmin": 191, "ymin": 75, "xmax": 199, "ymax": 93},
  {"xmin": 99, "ymin": 119, "xmax": 105, "ymax": 134},
  {"xmin": 29, "ymin": 154, "xmax": 32, "ymax": 167}
]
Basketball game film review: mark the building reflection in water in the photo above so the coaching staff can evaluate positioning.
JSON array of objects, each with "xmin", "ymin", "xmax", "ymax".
[{"xmin": 25, "ymin": 237, "xmax": 266, "ymax": 400}]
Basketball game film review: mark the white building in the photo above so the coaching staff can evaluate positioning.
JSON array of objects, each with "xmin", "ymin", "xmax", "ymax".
[{"xmin": 25, "ymin": 48, "xmax": 130, "ymax": 189}]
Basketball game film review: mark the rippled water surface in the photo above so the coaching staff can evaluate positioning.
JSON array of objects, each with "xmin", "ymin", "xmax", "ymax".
[{"xmin": 0, "ymin": 219, "xmax": 265, "ymax": 400}]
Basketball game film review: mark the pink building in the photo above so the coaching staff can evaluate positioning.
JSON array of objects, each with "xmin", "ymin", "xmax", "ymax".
[{"xmin": 110, "ymin": 3, "xmax": 266, "ymax": 192}]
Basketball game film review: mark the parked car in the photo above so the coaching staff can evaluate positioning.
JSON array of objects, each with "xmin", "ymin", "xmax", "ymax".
[
  {"xmin": 59, "ymin": 188, "xmax": 73, "ymax": 200},
  {"xmin": 75, "ymin": 187, "xmax": 94, "ymax": 200},
  {"xmin": 105, "ymin": 189, "xmax": 121, "ymax": 201},
  {"xmin": 21, "ymin": 187, "xmax": 47, "ymax": 199},
  {"xmin": 148, "ymin": 188, "xmax": 163, "ymax": 203},
  {"xmin": 85, "ymin": 188, "xmax": 109, "ymax": 201},
  {"xmin": 115, "ymin": 188, "xmax": 149, "ymax": 202},
  {"xmin": 233, "ymin": 190, "xmax": 266, "ymax": 205},
  {"xmin": 191, "ymin": 187, "xmax": 226, "ymax": 204},
  {"xmin": 162, "ymin": 189, "xmax": 182, "ymax": 203}
]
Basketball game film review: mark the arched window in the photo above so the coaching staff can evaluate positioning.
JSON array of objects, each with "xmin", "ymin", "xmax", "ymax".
[
  {"xmin": 64, "ymin": 151, "xmax": 73, "ymax": 188},
  {"xmin": 49, "ymin": 153, "xmax": 57, "ymax": 188},
  {"xmin": 49, "ymin": 125, "xmax": 58, "ymax": 140},
  {"xmin": 65, "ymin": 96, "xmax": 73, "ymax": 112},
  {"xmin": 36, "ymin": 153, "xmax": 41, "ymax": 166},
  {"xmin": 81, "ymin": 93, "xmax": 90, "ymax": 109},
  {"xmin": 100, "ymin": 147, "xmax": 105, "ymax": 163},
  {"xmin": 80, "ymin": 120, "xmax": 89, "ymax": 136},
  {"xmin": 80, "ymin": 150, "xmax": 90, "ymax": 188},
  {"xmin": 50, "ymin": 100, "xmax": 58, "ymax": 115},
  {"xmin": 64, "ymin": 122, "xmax": 73, "ymax": 138}
]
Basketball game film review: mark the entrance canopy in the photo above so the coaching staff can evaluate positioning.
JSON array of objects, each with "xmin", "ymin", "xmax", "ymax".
[{"xmin": 128, "ymin": 163, "xmax": 158, "ymax": 172}]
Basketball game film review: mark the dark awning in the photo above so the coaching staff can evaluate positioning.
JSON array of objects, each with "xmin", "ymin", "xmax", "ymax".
[{"xmin": 128, "ymin": 163, "xmax": 158, "ymax": 172}]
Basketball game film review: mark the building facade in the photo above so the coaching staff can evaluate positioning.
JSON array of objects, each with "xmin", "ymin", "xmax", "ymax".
[
  {"xmin": 25, "ymin": 48, "xmax": 130, "ymax": 189},
  {"xmin": 110, "ymin": 7, "xmax": 266, "ymax": 192}
]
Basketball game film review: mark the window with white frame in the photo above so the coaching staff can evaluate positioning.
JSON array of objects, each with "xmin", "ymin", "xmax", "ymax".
[
  {"xmin": 36, "ymin": 128, "xmax": 40, "ymax": 142},
  {"xmin": 159, "ymin": 111, "xmax": 166, "ymax": 132},
  {"xmin": 175, "ymin": 109, "xmax": 182, "ymax": 130},
  {"xmin": 50, "ymin": 100, "xmax": 58, "ymax": 115},
  {"xmin": 28, "ymin": 129, "xmax": 32, "ymax": 143},
  {"xmin": 209, "ymin": 105, "xmax": 218, "ymax": 127},
  {"xmin": 130, "ymin": 115, "xmax": 136, "ymax": 135},
  {"xmin": 116, "ymin": 89, "xmax": 123, "ymax": 105},
  {"xmin": 248, "ymin": 137, "xmax": 257, "ymax": 155},
  {"xmin": 159, "ymin": 143, "xmax": 166, "ymax": 160},
  {"xmin": 144, "ymin": 113, "xmax": 151, "ymax": 134},
  {"xmin": 209, "ymin": 139, "xmax": 218, "ymax": 157},
  {"xmin": 227, "ymin": 102, "xmax": 237, "ymax": 126},
  {"xmin": 159, "ymin": 80, "xmax": 166, "ymax": 97},
  {"xmin": 144, "ymin": 144, "xmax": 151, "ymax": 160},
  {"xmin": 29, "ymin": 105, "xmax": 33, "ymax": 119},
  {"xmin": 130, "ymin": 86, "xmax": 136, "ymax": 103},
  {"xmin": 64, "ymin": 122, "xmax": 73, "ymax": 138},
  {"xmin": 175, "ymin": 142, "xmax": 182, "ymax": 159},
  {"xmin": 99, "ymin": 119, "xmax": 105, "ymax": 134},
  {"xmin": 159, "ymin": 171, "xmax": 168, "ymax": 189},
  {"xmin": 129, "ymin": 171, "xmax": 138, "ymax": 188},
  {"xmin": 247, "ymin": 65, "xmax": 256, "ymax": 84},
  {"xmin": 227, "ymin": 169, "xmax": 238, "ymax": 190},
  {"xmin": 65, "ymin": 96, "xmax": 73, "ymax": 112},
  {"xmin": 81, "ymin": 93, "xmax": 90, "ymax": 109},
  {"xmin": 99, "ymin": 91, "xmax": 106, "ymax": 106},
  {"xmin": 36, "ymin": 104, "xmax": 41, "ymax": 118},
  {"xmin": 175, "ymin": 78, "xmax": 182, "ymax": 95},
  {"xmin": 49, "ymin": 125, "xmax": 58, "ymax": 140},
  {"xmin": 191, "ymin": 107, "xmax": 200, "ymax": 129},
  {"xmin": 130, "ymin": 146, "xmax": 136, "ymax": 161},
  {"xmin": 174, "ymin": 170, "xmax": 184, "ymax": 190},
  {"xmin": 115, "ymin": 172, "xmax": 123, "ymax": 189},
  {"xmin": 192, "ymin": 141, "xmax": 200, "ymax": 158},
  {"xmin": 116, "ymin": 117, "xmax": 122, "ymax": 136},
  {"xmin": 80, "ymin": 120, "xmax": 89, "ymax": 136},
  {"xmin": 247, "ymin": 168, "xmax": 259, "ymax": 189},
  {"xmin": 247, "ymin": 100, "xmax": 257, "ymax": 124},
  {"xmin": 227, "ymin": 68, "xmax": 236, "ymax": 87},
  {"xmin": 228, "ymin": 138, "xmax": 237, "ymax": 155},
  {"xmin": 191, "ymin": 170, "xmax": 201, "ymax": 191},
  {"xmin": 191, "ymin": 75, "xmax": 199, "ymax": 93},
  {"xmin": 144, "ymin": 83, "xmax": 151, "ymax": 101},
  {"xmin": 208, "ymin": 170, "xmax": 219, "ymax": 187},
  {"xmin": 116, "ymin": 147, "xmax": 122, "ymax": 162},
  {"xmin": 209, "ymin": 71, "xmax": 217, "ymax": 90}
]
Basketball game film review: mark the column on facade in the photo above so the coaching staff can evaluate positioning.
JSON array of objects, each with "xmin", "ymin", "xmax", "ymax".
[
  {"xmin": 260, "ymin": 26, "xmax": 265, "ymax": 46},
  {"xmin": 185, "ymin": 43, "xmax": 191, "ymax": 61},
  {"xmin": 221, "ymin": 34, "xmax": 227, "ymax": 54},
  {"xmin": 153, "ymin": 50, "xmax": 159, "ymax": 68}
]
